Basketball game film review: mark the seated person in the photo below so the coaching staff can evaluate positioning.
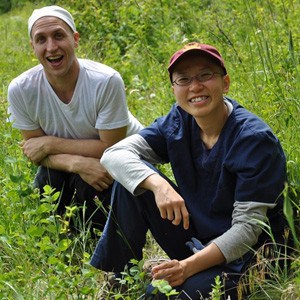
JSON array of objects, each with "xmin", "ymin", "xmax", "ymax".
[
  {"xmin": 90, "ymin": 42, "xmax": 288, "ymax": 299},
  {"xmin": 7, "ymin": 5, "xmax": 143, "ymax": 234}
]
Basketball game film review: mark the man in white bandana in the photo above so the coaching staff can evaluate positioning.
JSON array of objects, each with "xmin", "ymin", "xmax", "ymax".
[{"xmin": 7, "ymin": 5, "xmax": 143, "ymax": 236}]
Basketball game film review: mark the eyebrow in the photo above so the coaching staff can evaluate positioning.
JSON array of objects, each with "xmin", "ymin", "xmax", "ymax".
[{"xmin": 35, "ymin": 28, "xmax": 63, "ymax": 39}]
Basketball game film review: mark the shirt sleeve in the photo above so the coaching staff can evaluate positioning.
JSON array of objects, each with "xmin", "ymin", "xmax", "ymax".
[
  {"xmin": 213, "ymin": 127, "xmax": 286, "ymax": 262},
  {"xmin": 212, "ymin": 201, "xmax": 276, "ymax": 263},
  {"xmin": 7, "ymin": 80, "xmax": 39, "ymax": 130},
  {"xmin": 100, "ymin": 134, "xmax": 165, "ymax": 194},
  {"xmin": 95, "ymin": 73, "xmax": 130, "ymax": 130}
]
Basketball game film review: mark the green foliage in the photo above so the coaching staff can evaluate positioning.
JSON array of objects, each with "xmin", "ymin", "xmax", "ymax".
[
  {"xmin": 209, "ymin": 275, "xmax": 224, "ymax": 300},
  {"xmin": 0, "ymin": 0, "xmax": 299, "ymax": 299},
  {"xmin": 0, "ymin": 184, "xmax": 101, "ymax": 299},
  {"xmin": 239, "ymin": 244, "xmax": 300, "ymax": 300},
  {"xmin": 283, "ymin": 184, "xmax": 300, "ymax": 248},
  {"xmin": 0, "ymin": 0, "xmax": 11, "ymax": 14},
  {"xmin": 151, "ymin": 279, "xmax": 179, "ymax": 298},
  {"xmin": 97, "ymin": 258, "xmax": 152, "ymax": 299}
]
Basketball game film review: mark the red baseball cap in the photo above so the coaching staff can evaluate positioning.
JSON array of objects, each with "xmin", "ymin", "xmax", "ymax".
[{"xmin": 168, "ymin": 42, "xmax": 227, "ymax": 81}]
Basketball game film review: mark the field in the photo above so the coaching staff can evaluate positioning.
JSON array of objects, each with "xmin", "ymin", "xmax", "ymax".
[{"xmin": 0, "ymin": 0, "xmax": 299, "ymax": 299}]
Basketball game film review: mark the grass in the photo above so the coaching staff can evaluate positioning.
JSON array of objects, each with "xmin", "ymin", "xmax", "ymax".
[{"xmin": 0, "ymin": 0, "xmax": 299, "ymax": 299}]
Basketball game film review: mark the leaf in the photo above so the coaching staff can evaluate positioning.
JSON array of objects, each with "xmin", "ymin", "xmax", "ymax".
[
  {"xmin": 27, "ymin": 225, "xmax": 45, "ymax": 237},
  {"xmin": 9, "ymin": 174, "xmax": 24, "ymax": 183},
  {"xmin": 57, "ymin": 239, "xmax": 71, "ymax": 251},
  {"xmin": 283, "ymin": 195, "xmax": 300, "ymax": 247}
]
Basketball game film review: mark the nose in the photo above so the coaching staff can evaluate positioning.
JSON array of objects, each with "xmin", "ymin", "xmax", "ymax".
[
  {"xmin": 46, "ymin": 38, "xmax": 58, "ymax": 52},
  {"xmin": 189, "ymin": 77, "xmax": 204, "ymax": 91}
]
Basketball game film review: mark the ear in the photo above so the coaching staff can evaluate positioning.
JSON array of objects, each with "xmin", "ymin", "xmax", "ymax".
[
  {"xmin": 222, "ymin": 74, "xmax": 230, "ymax": 93},
  {"xmin": 74, "ymin": 31, "xmax": 80, "ymax": 48}
]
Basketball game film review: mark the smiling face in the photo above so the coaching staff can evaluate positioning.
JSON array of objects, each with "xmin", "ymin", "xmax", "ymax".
[
  {"xmin": 30, "ymin": 16, "xmax": 79, "ymax": 82},
  {"xmin": 171, "ymin": 53, "xmax": 230, "ymax": 122}
]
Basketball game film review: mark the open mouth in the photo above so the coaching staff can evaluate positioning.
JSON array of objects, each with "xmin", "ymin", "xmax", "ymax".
[
  {"xmin": 190, "ymin": 96, "xmax": 208, "ymax": 103},
  {"xmin": 47, "ymin": 55, "xmax": 63, "ymax": 63}
]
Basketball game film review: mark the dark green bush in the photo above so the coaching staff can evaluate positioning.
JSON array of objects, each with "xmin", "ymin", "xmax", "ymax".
[{"xmin": 0, "ymin": 0, "xmax": 11, "ymax": 14}]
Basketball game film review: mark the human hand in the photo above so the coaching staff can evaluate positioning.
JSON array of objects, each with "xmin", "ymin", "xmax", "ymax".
[
  {"xmin": 151, "ymin": 259, "xmax": 187, "ymax": 287},
  {"xmin": 21, "ymin": 136, "xmax": 52, "ymax": 164},
  {"xmin": 152, "ymin": 177, "xmax": 189, "ymax": 230},
  {"xmin": 185, "ymin": 237, "xmax": 205, "ymax": 253},
  {"xmin": 74, "ymin": 157, "xmax": 113, "ymax": 191}
]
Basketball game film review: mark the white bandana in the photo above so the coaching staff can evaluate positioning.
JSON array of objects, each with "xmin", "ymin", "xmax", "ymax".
[{"xmin": 28, "ymin": 5, "xmax": 76, "ymax": 36}]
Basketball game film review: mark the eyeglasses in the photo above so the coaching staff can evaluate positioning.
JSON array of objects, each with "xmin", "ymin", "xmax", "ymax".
[{"xmin": 172, "ymin": 71, "xmax": 224, "ymax": 86}]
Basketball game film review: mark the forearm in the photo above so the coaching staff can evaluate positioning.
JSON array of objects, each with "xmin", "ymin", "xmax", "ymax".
[
  {"xmin": 21, "ymin": 126, "xmax": 128, "ymax": 161},
  {"xmin": 152, "ymin": 242, "xmax": 226, "ymax": 285},
  {"xmin": 139, "ymin": 173, "xmax": 168, "ymax": 193},
  {"xmin": 41, "ymin": 153, "xmax": 94, "ymax": 174},
  {"xmin": 182, "ymin": 243, "xmax": 225, "ymax": 278},
  {"xmin": 101, "ymin": 134, "xmax": 164, "ymax": 194},
  {"xmin": 42, "ymin": 136, "xmax": 106, "ymax": 158},
  {"xmin": 41, "ymin": 153, "xmax": 113, "ymax": 191}
]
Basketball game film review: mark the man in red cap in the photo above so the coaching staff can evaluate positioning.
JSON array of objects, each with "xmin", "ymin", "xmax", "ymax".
[{"xmin": 91, "ymin": 42, "xmax": 288, "ymax": 299}]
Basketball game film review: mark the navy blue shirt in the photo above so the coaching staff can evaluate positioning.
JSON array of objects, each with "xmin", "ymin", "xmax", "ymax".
[{"xmin": 139, "ymin": 97, "xmax": 286, "ymax": 242}]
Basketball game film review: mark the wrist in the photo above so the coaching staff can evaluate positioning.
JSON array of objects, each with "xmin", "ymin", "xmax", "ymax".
[
  {"xmin": 141, "ymin": 173, "xmax": 165, "ymax": 193},
  {"xmin": 44, "ymin": 136, "xmax": 60, "ymax": 155},
  {"xmin": 69, "ymin": 155, "xmax": 83, "ymax": 173}
]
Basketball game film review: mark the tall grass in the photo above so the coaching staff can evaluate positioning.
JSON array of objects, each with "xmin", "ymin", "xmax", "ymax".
[{"xmin": 0, "ymin": 0, "xmax": 299, "ymax": 299}]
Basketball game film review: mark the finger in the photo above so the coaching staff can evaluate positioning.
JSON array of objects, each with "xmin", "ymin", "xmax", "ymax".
[
  {"xmin": 107, "ymin": 176, "xmax": 114, "ymax": 184},
  {"xmin": 97, "ymin": 181, "xmax": 111, "ymax": 191},
  {"xmin": 152, "ymin": 260, "xmax": 175, "ymax": 273},
  {"xmin": 172, "ymin": 207, "xmax": 182, "ymax": 226},
  {"xmin": 101, "ymin": 176, "xmax": 113, "ymax": 185},
  {"xmin": 93, "ymin": 184, "xmax": 103, "ymax": 192},
  {"xmin": 152, "ymin": 268, "xmax": 171, "ymax": 280},
  {"xmin": 152, "ymin": 263, "xmax": 178, "ymax": 280},
  {"xmin": 168, "ymin": 277, "xmax": 183, "ymax": 287},
  {"xmin": 102, "ymin": 171, "xmax": 113, "ymax": 182},
  {"xmin": 106, "ymin": 173, "xmax": 113, "ymax": 181},
  {"xmin": 158, "ymin": 206, "xmax": 167, "ymax": 220},
  {"xmin": 91, "ymin": 180, "xmax": 107, "ymax": 192},
  {"xmin": 181, "ymin": 205, "xmax": 190, "ymax": 230},
  {"xmin": 101, "ymin": 183, "xmax": 111, "ymax": 190},
  {"xmin": 166, "ymin": 208, "xmax": 174, "ymax": 221}
]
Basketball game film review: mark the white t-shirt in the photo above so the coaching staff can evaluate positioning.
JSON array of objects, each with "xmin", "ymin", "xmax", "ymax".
[{"xmin": 8, "ymin": 59, "xmax": 143, "ymax": 139}]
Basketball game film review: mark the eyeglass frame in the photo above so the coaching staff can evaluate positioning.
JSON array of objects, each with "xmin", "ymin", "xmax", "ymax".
[{"xmin": 172, "ymin": 70, "xmax": 226, "ymax": 86}]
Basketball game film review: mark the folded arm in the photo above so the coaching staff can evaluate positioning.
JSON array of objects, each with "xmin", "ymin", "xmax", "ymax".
[
  {"xmin": 20, "ymin": 126, "xmax": 127, "ymax": 191},
  {"xmin": 21, "ymin": 127, "xmax": 127, "ymax": 162}
]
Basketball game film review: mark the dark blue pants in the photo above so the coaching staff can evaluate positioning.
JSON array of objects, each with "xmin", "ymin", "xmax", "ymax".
[
  {"xmin": 34, "ymin": 166, "xmax": 112, "ymax": 233},
  {"xmin": 90, "ymin": 174, "xmax": 250, "ymax": 299}
]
